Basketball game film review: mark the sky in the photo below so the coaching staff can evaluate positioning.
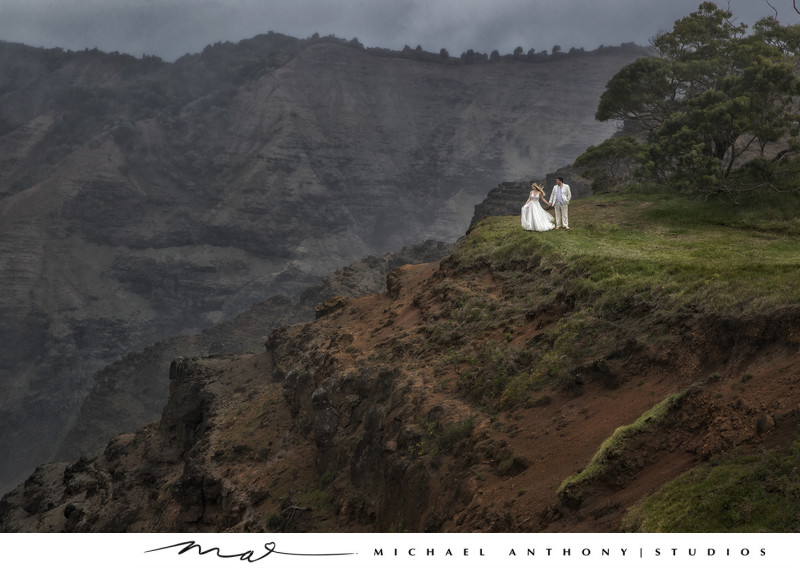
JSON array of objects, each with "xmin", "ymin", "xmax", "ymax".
[{"xmin": 0, "ymin": 0, "xmax": 796, "ymax": 62}]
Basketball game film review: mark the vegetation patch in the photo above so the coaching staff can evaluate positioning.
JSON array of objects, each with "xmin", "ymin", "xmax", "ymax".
[
  {"xmin": 495, "ymin": 450, "xmax": 531, "ymax": 477},
  {"xmin": 455, "ymin": 191, "xmax": 800, "ymax": 316},
  {"xmin": 622, "ymin": 433, "xmax": 800, "ymax": 532},
  {"xmin": 556, "ymin": 388, "xmax": 689, "ymax": 506},
  {"xmin": 435, "ymin": 416, "xmax": 476, "ymax": 454},
  {"xmin": 427, "ymin": 183, "xmax": 800, "ymax": 411},
  {"xmin": 411, "ymin": 417, "xmax": 476, "ymax": 458},
  {"xmin": 581, "ymin": 3, "xmax": 800, "ymax": 194}
]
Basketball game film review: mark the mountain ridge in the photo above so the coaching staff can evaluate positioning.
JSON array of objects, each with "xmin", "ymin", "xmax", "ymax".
[{"xmin": 0, "ymin": 35, "xmax": 645, "ymax": 493}]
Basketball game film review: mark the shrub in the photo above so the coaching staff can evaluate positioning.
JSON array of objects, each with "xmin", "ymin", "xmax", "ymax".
[{"xmin": 436, "ymin": 416, "xmax": 475, "ymax": 454}]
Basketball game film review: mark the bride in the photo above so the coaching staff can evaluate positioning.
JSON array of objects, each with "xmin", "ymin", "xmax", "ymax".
[{"xmin": 521, "ymin": 183, "xmax": 555, "ymax": 232}]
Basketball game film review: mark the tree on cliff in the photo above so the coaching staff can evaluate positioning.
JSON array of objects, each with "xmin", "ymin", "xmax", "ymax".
[{"xmin": 583, "ymin": 2, "xmax": 800, "ymax": 193}]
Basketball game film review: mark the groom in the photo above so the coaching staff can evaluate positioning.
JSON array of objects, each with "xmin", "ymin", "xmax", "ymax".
[{"xmin": 549, "ymin": 176, "xmax": 571, "ymax": 230}]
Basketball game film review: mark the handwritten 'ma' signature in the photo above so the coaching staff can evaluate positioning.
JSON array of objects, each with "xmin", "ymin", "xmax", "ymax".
[{"xmin": 146, "ymin": 540, "xmax": 355, "ymax": 563}]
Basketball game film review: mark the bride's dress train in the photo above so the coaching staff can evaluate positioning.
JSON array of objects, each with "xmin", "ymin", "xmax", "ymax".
[{"xmin": 521, "ymin": 196, "xmax": 555, "ymax": 232}]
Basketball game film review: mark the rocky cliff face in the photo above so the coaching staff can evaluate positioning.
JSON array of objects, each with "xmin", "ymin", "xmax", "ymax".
[
  {"xmin": 3, "ymin": 204, "xmax": 797, "ymax": 532},
  {"xmin": 0, "ymin": 35, "xmax": 645, "ymax": 494},
  {"xmin": 54, "ymin": 239, "xmax": 454, "ymax": 463}
]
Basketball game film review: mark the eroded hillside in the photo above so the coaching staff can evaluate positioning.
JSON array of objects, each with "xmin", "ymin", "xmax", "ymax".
[
  {"xmin": 3, "ymin": 195, "xmax": 798, "ymax": 532},
  {"xmin": 0, "ymin": 36, "xmax": 646, "ymax": 494}
]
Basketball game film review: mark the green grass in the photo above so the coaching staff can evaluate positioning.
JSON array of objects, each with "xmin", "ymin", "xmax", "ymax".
[
  {"xmin": 621, "ymin": 433, "xmax": 800, "ymax": 532},
  {"xmin": 452, "ymin": 189, "xmax": 800, "ymax": 315},
  {"xmin": 429, "ymin": 186, "xmax": 800, "ymax": 408},
  {"xmin": 556, "ymin": 388, "xmax": 689, "ymax": 505}
]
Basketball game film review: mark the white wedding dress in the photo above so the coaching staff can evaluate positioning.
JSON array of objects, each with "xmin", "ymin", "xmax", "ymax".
[{"xmin": 521, "ymin": 191, "xmax": 555, "ymax": 232}]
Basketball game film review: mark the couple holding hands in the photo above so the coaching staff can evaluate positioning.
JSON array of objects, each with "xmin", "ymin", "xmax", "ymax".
[{"xmin": 521, "ymin": 177, "xmax": 571, "ymax": 232}]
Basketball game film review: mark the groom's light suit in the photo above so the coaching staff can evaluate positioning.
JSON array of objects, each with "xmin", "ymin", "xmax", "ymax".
[{"xmin": 549, "ymin": 182, "xmax": 572, "ymax": 228}]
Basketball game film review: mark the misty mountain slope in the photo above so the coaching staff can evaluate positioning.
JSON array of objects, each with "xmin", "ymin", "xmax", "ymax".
[
  {"xmin": 180, "ymin": 41, "xmax": 636, "ymax": 253},
  {"xmin": 54, "ymin": 239, "xmax": 454, "ymax": 464},
  {"xmin": 0, "ymin": 36, "xmax": 644, "ymax": 494}
]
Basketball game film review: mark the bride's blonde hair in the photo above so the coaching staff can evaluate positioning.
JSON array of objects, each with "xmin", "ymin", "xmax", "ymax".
[{"xmin": 531, "ymin": 183, "xmax": 543, "ymax": 192}]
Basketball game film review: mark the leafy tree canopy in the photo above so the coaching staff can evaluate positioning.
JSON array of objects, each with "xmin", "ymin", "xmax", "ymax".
[
  {"xmin": 587, "ymin": 2, "xmax": 800, "ymax": 193},
  {"xmin": 574, "ymin": 136, "xmax": 640, "ymax": 192}
]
